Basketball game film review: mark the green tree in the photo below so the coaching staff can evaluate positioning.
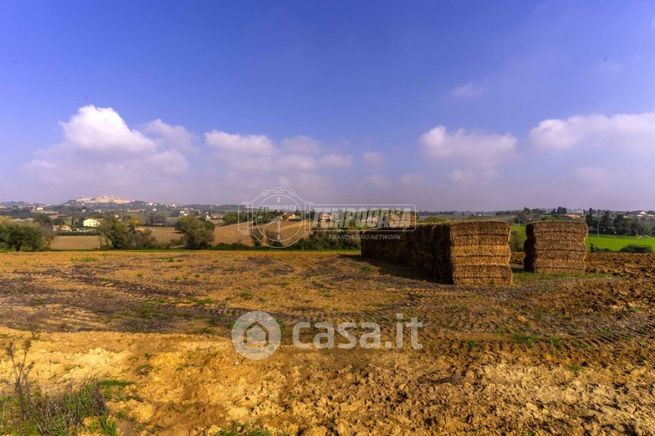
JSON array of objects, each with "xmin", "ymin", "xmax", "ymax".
[
  {"xmin": 32, "ymin": 213, "xmax": 52, "ymax": 226},
  {"xmin": 222, "ymin": 212, "xmax": 240, "ymax": 225},
  {"xmin": 99, "ymin": 216, "xmax": 157, "ymax": 249},
  {"xmin": 0, "ymin": 220, "xmax": 49, "ymax": 252},
  {"xmin": 175, "ymin": 216, "xmax": 215, "ymax": 249},
  {"xmin": 600, "ymin": 211, "xmax": 613, "ymax": 234},
  {"xmin": 509, "ymin": 229, "xmax": 526, "ymax": 252}
]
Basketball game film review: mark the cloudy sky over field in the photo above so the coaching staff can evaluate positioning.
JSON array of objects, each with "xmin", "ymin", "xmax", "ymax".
[{"xmin": 2, "ymin": 1, "xmax": 655, "ymax": 209}]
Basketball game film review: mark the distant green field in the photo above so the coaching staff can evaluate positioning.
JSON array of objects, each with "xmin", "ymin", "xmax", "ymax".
[
  {"xmin": 586, "ymin": 234, "xmax": 655, "ymax": 251},
  {"xmin": 511, "ymin": 224, "xmax": 655, "ymax": 252}
]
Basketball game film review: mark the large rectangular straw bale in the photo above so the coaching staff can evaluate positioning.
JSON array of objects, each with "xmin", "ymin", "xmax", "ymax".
[
  {"xmin": 524, "ymin": 221, "xmax": 588, "ymax": 273},
  {"xmin": 525, "ymin": 221, "xmax": 588, "ymax": 238},
  {"xmin": 362, "ymin": 221, "xmax": 512, "ymax": 285}
]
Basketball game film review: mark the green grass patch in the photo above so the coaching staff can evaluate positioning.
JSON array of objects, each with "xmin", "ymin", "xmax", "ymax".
[
  {"xmin": 465, "ymin": 340, "xmax": 480, "ymax": 350},
  {"xmin": 587, "ymin": 234, "xmax": 655, "ymax": 251},
  {"xmin": 134, "ymin": 364, "xmax": 154, "ymax": 377},
  {"xmin": 239, "ymin": 291, "xmax": 254, "ymax": 300},
  {"xmin": 512, "ymin": 224, "xmax": 655, "ymax": 252},
  {"xmin": 70, "ymin": 256, "xmax": 99, "ymax": 263},
  {"xmin": 217, "ymin": 422, "xmax": 273, "ymax": 436},
  {"xmin": 97, "ymin": 379, "xmax": 134, "ymax": 389},
  {"xmin": 0, "ymin": 381, "xmax": 111, "ymax": 435}
]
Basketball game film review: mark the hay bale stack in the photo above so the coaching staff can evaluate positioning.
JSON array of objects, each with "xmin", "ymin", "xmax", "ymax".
[
  {"xmin": 524, "ymin": 221, "xmax": 588, "ymax": 273},
  {"xmin": 361, "ymin": 221, "xmax": 512, "ymax": 285},
  {"xmin": 360, "ymin": 229, "xmax": 408, "ymax": 263},
  {"xmin": 436, "ymin": 222, "xmax": 512, "ymax": 285}
]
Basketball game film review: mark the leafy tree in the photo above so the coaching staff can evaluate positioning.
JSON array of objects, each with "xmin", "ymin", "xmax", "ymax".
[
  {"xmin": 585, "ymin": 210, "xmax": 597, "ymax": 230},
  {"xmin": 600, "ymin": 211, "xmax": 613, "ymax": 234},
  {"xmin": 0, "ymin": 220, "xmax": 49, "ymax": 252},
  {"xmin": 222, "ymin": 212, "xmax": 240, "ymax": 225},
  {"xmin": 99, "ymin": 216, "xmax": 158, "ymax": 249},
  {"xmin": 613, "ymin": 214, "xmax": 628, "ymax": 235},
  {"xmin": 175, "ymin": 216, "xmax": 215, "ymax": 249},
  {"xmin": 145, "ymin": 212, "xmax": 166, "ymax": 226},
  {"xmin": 32, "ymin": 213, "xmax": 52, "ymax": 226}
]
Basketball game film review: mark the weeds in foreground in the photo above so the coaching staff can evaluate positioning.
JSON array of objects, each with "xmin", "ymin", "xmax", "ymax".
[
  {"xmin": 0, "ymin": 338, "xmax": 116, "ymax": 435},
  {"xmin": 465, "ymin": 340, "xmax": 480, "ymax": 350},
  {"xmin": 359, "ymin": 265, "xmax": 375, "ymax": 274},
  {"xmin": 71, "ymin": 256, "xmax": 98, "ymax": 263},
  {"xmin": 217, "ymin": 422, "xmax": 274, "ymax": 435}
]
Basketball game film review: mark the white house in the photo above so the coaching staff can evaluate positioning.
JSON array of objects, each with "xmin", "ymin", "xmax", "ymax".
[{"xmin": 83, "ymin": 218, "xmax": 101, "ymax": 228}]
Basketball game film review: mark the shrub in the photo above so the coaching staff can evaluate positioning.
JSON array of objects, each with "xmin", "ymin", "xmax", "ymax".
[
  {"xmin": 589, "ymin": 243, "xmax": 611, "ymax": 253},
  {"xmin": 509, "ymin": 229, "xmax": 526, "ymax": 252},
  {"xmin": 176, "ymin": 216, "xmax": 215, "ymax": 249},
  {"xmin": 98, "ymin": 216, "xmax": 158, "ymax": 250},
  {"xmin": 213, "ymin": 242, "xmax": 252, "ymax": 250},
  {"xmin": 0, "ymin": 219, "xmax": 50, "ymax": 252},
  {"xmin": 619, "ymin": 244, "xmax": 654, "ymax": 253}
]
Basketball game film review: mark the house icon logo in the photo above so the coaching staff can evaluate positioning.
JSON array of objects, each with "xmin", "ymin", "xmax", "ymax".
[{"xmin": 231, "ymin": 311, "xmax": 281, "ymax": 360}]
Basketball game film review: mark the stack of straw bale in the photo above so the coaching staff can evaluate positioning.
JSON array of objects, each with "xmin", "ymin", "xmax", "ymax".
[
  {"xmin": 361, "ymin": 221, "xmax": 512, "ymax": 285},
  {"xmin": 523, "ymin": 221, "xmax": 588, "ymax": 273}
]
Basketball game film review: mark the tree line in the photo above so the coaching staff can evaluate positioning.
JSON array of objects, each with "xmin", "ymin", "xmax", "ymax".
[{"xmin": 585, "ymin": 209, "xmax": 652, "ymax": 236}]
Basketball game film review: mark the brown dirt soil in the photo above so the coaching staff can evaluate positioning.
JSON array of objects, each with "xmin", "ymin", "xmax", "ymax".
[
  {"xmin": 50, "ymin": 235, "xmax": 102, "ymax": 250},
  {"xmin": 1, "ymin": 251, "xmax": 655, "ymax": 434},
  {"xmin": 51, "ymin": 221, "xmax": 310, "ymax": 250}
]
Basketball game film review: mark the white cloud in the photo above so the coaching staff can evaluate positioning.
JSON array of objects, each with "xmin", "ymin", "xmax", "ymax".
[
  {"xmin": 420, "ymin": 125, "xmax": 516, "ymax": 166},
  {"xmin": 529, "ymin": 112, "xmax": 655, "ymax": 150},
  {"xmin": 446, "ymin": 169, "xmax": 473, "ymax": 183},
  {"xmin": 201, "ymin": 130, "xmax": 354, "ymax": 201},
  {"xmin": 575, "ymin": 166, "xmax": 609, "ymax": 184},
  {"xmin": 145, "ymin": 150, "xmax": 189, "ymax": 175},
  {"xmin": 281, "ymin": 135, "xmax": 321, "ymax": 154},
  {"xmin": 26, "ymin": 159, "xmax": 55, "ymax": 169},
  {"xmin": 61, "ymin": 105, "xmax": 157, "ymax": 156},
  {"xmin": 399, "ymin": 173, "xmax": 423, "ymax": 186},
  {"xmin": 205, "ymin": 130, "xmax": 276, "ymax": 155},
  {"xmin": 277, "ymin": 154, "xmax": 316, "ymax": 171},
  {"xmin": 365, "ymin": 174, "xmax": 389, "ymax": 188},
  {"xmin": 362, "ymin": 151, "xmax": 385, "ymax": 166},
  {"xmin": 25, "ymin": 105, "xmax": 191, "ymax": 200},
  {"xmin": 319, "ymin": 153, "xmax": 352, "ymax": 168},
  {"xmin": 450, "ymin": 82, "xmax": 486, "ymax": 98},
  {"xmin": 143, "ymin": 119, "xmax": 195, "ymax": 150}
]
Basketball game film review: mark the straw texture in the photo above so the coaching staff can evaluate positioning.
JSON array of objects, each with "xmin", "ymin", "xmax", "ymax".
[
  {"xmin": 362, "ymin": 221, "xmax": 512, "ymax": 285},
  {"xmin": 523, "ymin": 221, "xmax": 588, "ymax": 273}
]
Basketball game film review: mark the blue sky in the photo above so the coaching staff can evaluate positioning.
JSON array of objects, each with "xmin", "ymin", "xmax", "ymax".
[{"xmin": 1, "ymin": 1, "xmax": 655, "ymax": 209}]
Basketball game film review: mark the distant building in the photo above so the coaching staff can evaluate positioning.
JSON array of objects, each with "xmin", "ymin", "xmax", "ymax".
[{"xmin": 83, "ymin": 218, "xmax": 101, "ymax": 228}]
